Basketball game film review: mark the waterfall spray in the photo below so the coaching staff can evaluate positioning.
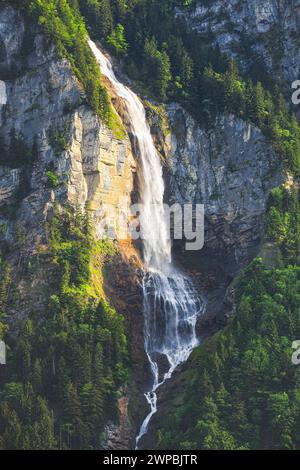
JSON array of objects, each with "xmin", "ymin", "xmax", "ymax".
[{"xmin": 89, "ymin": 40, "xmax": 205, "ymax": 449}]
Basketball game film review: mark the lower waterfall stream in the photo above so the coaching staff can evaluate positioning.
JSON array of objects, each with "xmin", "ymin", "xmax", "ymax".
[{"xmin": 89, "ymin": 40, "xmax": 205, "ymax": 449}]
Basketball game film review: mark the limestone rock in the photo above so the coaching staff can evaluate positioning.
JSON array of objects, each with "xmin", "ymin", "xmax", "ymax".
[
  {"xmin": 165, "ymin": 104, "xmax": 284, "ymax": 263},
  {"xmin": 0, "ymin": 6, "xmax": 136, "ymax": 251},
  {"xmin": 177, "ymin": 0, "xmax": 300, "ymax": 82}
]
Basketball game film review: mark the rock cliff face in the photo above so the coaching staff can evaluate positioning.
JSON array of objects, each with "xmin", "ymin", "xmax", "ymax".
[
  {"xmin": 0, "ymin": 6, "xmax": 141, "ymax": 448},
  {"xmin": 0, "ymin": 4, "xmax": 287, "ymax": 326},
  {"xmin": 0, "ymin": 6, "xmax": 136, "ymax": 252},
  {"xmin": 165, "ymin": 104, "xmax": 283, "ymax": 263},
  {"xmin": 177, "ymin": 0, "xmax": 300, "ymax": 82},
  {"xmin": 146, "ymin": 101, "xmax": 284, "ymax": 327},
  {"xmin": 0, "ymin": 4, "xmax": 289, "ymax": 450}
]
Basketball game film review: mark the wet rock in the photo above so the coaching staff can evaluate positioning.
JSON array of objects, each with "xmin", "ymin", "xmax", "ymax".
[
  {"xmin": 150, "ymin": 352, "xmax": 170, "ymax": 383},
  {"xmin": 102, "ymin": 391, "xmax": 132, "ymax": 450}
]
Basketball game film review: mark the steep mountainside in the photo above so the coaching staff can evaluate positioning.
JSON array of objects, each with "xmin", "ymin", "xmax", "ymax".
[
  {"xmin": 165, "ymin": 105, "xmax": 283, "ymax": 261},
  {"xmin": 0, "ymin": 4, "xmax": 144, "ymax": 449},
  {"xmin": 0, "ymin": 6, "xmax": 136, "ymax": 251},
  {"xmin": 0, "ymin": 0, "xmax": 299, "ymax": 451},
  {"xmin": 177, "ymin": 0, "xmax": 300, "ymax": 83}
]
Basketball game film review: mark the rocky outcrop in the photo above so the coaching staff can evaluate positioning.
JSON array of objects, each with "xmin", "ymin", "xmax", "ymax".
[
  {"xmin": 0, "ymin": 5, "xmax": 25, "ymax": 78},
  {"xmin": 0, "ymin": 5, "xmax": 287, "ymax": 323},
  {"xmin": 0, "ymin": 3, "xmax": 290, "ymax": 451},
  {"xmin": 103, "ymin": 392, "xmax": 132, "ymax": 450},
  {"xmin": 102, "ymin": 252, "xmax": 149, "ymax": 449},
  {"xmin": 145, "ymin": 102, "xmax": 285, "ymax": 326},
  {"xmin": 0, "ymin": 6, "xmax": 136, "ymax": 252},
  {"xmin": 177, "ymin": 0, "xmax": 300, "ymax": 82},
  {"xmin": 165, "ymin": 103, "xmax": 283, "ymax": 263},
  {"xmin": 0, "ymin": 6, "xmax": 139, "ymax": 449},
  {"xmin": 0, "ymin": 167, "xmax": 20, "ymax": 204}
]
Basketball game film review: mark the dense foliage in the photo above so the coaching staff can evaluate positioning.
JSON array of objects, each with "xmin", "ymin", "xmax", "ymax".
[
  {"xmin": 0, "ymin": 210, "xmax": 128, "ymax": 449},
  {"xmin": 0, "ymin": 0, "xmax": 299, "ymax": 451},
  {"xmin": 1, "ymin": 0, "xmax": 113, "ymax": 122},
  {"xmin": 2, "ymin": 0, "xmax": 299, "ymax": 171},
  {"xmin": 0, "ymin": 130, "xmax": 38, "ymax": 218},
  {"xmin": 266, "ymin": 186, "xmax": 300, "ymax": 265},
  {"xmin": 155, "ymin": 260, "xmax": 300, "ymax": 450},
  {"xmin": 152, "ymin": 182, "xmax": 300, "ymax": 450},
  {"xmin": 77, "ymin": 0, "xmax": 300, "ymax": 174}
]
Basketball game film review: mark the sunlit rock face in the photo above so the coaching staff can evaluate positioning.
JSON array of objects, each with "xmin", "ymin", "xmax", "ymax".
[
  {"xmin": 0, "ymin": 6, "xmax": 138, "ymax": 346},
  {"xmin": 0, "ymin": 6, "xmax": 136, "ymax": 248},
  {"xmin": 0, "ymin": 10, "xmax": 140, "ymax": 447},
  {"xmin": 176, "ymin": 0, "xmax": 300, "ymax": 82}
]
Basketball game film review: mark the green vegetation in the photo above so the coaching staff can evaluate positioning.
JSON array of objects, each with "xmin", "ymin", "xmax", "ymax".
[
  {"xmin": 2, "ymin": 0, "xmax": 125, "ymax": 137},
  {"xmin": 30, "ymin": 0, "xmax": 110, "ymax": 121},
  {"xmin": 0, "ymin": 209, "xmax": 128, "ymax": 449},
  {"xmin": 155, "ymin": 260, "xmax": 300, "ymax": 450},
  {"xmin": 202, "ymin": 64, "xmax": 300, "ymax": 175},
  {"xmin": 145, "ymin": 101, "xmax": 170, "ymax": 137},
  {"xmin": 107, "ymin": 23, "xmax": 128, "ymax": 57},
  {"xmin": 47, "ymin": 124, "xmax": 69, "ymax": 155},
  {"xmin": 0, "ymin": 130, "xmax": 39, "ymax": 220},
  {"xmin": 46, "ymin": 170, "xmax": 59, "ymax": 188},
  {"xmin": 4, "ymin": 1, "xmax": 299, "ymax": 169},
  {"xmin": 78, "ymin": 0, "xmax": 196, "ymax": 104},
  {"xmin": 153, "ymin": 183, "xmax": 300, "ymax": 450},
  {"xmin": 142, "ymin": 38, "xmax": 171, "ymax": 101},
  {"xmin": 266, "ymin": 185, "xmax": 300, "ymax": 264},
  {"xmin": 0, "ymin": 129, "xmax": 33, "ymax": 168},
  {"xmin": 0, "ymin": 0, "xmax": 299, "ymax": 452},
  {"xmin": 77, "ymin": 0, "xmax": 300, "ymax": 174}
]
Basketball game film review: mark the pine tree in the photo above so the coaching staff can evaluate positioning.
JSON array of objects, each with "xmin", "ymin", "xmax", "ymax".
[
  {"xmin": 198, "ymin": 369, "xmax": 214, "ymax": 400},
  {"xmin": 107, "ymin": 23, "xmax": 128, "ymax": 56},
  {"xmin": 254, "ymin": 82, "xmax": 267, "ymax": 128},
  {"xmin": 0, "ymin": 402, "xmax": 22, "ymax": 450},
  {"xmin": 268, "ymin": 393, "xmax": 294, "ymax": 449},
  {"xmin": 28, "ymin": 398, "xmax": 57, "ymax": 450},
  {"xmin": 224, "ymin": 60, "xmax": 244, "ymax": 114},
  {"xmin": 144, "ymin": 38, "xmax": 171, "ymax": 100},
  {"xmin": 30, "ymin": 358, "xmax": 42, "ymax": 393},
  {"xmin": 79, "ymin": 0, "xmax": 113, "ymax": 37},
  {"xmin": 245, "ymin": 80, "xmax": 257, "ymax": 123}
]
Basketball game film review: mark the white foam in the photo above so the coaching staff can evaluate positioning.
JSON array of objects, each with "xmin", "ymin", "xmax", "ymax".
[{"xmin": 89, "ymin": 40, "xmax": 205, "ymax": 449}]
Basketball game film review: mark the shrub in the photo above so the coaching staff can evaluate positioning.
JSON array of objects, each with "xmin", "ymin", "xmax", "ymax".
[
  {"xmin": 107, "ymin": 24, "xmax": 128, "ymax": 56},
  {"xmin": 47, "ymin": 125, "xmax": 69, "ymax": 155},
  {"xmin": 46, "ymin": 170, "xmax": 59, "ymax": 188}
]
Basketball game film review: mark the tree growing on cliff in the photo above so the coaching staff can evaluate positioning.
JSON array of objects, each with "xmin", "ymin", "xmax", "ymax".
[
  {"xmin": 107, "ymin": 23, "xmax": 128, "ymax": 56},
  {"xmin": 143, "ymin": 38, "xmax": 171, "ymax": 100}
]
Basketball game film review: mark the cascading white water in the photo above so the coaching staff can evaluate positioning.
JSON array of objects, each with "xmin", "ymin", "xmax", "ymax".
[{"xmin": 89, "ymin": 40, "xmax": 205, "ymax": 449}]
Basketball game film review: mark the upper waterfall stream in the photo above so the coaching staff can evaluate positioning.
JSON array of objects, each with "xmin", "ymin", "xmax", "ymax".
[{"xmin": 89, "ymin": 40, "xmax": 205, "ymax": 449}]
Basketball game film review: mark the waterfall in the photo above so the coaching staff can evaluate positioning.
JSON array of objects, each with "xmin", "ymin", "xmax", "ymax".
[{"xmin": 89, "ymin": 40, "xmax": 205, "ymax": 449}]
